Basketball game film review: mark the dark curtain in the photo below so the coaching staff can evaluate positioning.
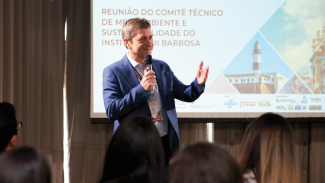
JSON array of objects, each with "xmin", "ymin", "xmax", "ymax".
[
  {"xmin": 0, "ymin": 0, "xmax": 65, "ymax": 182},
  {"xmin": 66, "ymin": 0, "xmax": 113, "ymax": 182}
]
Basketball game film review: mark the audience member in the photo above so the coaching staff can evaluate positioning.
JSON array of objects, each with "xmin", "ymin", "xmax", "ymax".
[
  {"xmin": 170, "ymin": 142, "xmax": 242, "ymax": 183},
  {"xmin": 238, "ymin": 113, "xmax": 300, "ymax": 183},
  {"xmin": 0, "ymin": 146, "xmax": 51, "ymax": 183},
  {"xmin": 0, "ymin": 102, "xmax": 21, "ymax": 153},
  {"xmin": 99, "ymin": 115, "xmax": 165, "ymax": 183}
]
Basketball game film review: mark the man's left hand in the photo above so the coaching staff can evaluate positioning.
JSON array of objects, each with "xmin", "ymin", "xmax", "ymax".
[{"xmin": 196, "ymin": 61, "xmax": 209, "ymax": 85}]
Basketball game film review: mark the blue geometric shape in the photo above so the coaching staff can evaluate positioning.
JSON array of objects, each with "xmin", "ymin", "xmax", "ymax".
[{"xmin": 223, "ymin": 32, "xmax": 293, "ymax": 78}]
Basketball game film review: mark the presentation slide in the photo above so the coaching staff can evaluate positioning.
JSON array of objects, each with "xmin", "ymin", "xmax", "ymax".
[{"xmin": 91, "ymin": 0, "xmax": 325, "ymax": 118}]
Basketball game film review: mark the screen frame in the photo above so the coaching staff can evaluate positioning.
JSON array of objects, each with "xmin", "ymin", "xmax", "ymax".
[{"xmin": 90, "ymin": 0, "xmax": 325, "ymax": 120}]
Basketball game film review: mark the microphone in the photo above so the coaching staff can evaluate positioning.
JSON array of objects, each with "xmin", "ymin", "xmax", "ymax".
[
  {"xmin": 144, "ymin": 55, "xmax": 154, "ymax": 95},
  {"xmin": 144, "ymin": 55, "xmax": 153, "ymax": 72}
]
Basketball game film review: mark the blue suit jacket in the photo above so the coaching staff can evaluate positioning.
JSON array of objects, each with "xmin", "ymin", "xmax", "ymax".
[{"xmin": 103, "ymin": 54, "xmax": 204, "ymax": 139}]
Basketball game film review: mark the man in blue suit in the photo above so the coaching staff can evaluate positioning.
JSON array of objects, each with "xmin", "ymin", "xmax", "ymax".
[{"xmin": 103, "ymin": 18, "xmax": 209, "ymax": 164}]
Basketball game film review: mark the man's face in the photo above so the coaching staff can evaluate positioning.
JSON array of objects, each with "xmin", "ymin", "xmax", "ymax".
[{"xmin": 127, "ymin": 28, "xmax": 153, "ymax": 59}]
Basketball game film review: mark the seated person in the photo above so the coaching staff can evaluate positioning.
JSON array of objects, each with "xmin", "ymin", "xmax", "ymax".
[
  {"xmin": 0, "ymin": 146, "xmax": 51, "ymax": 183},
  {"xmin": 99, "ymin": 115, "xmax": 165, "ymax": 183},
  {"xmin": 170, "ymin": 142, "xmax": 242, "ymax": 183},
  {"xmin": 238, "ymin": 113, "xmax": 300, "ymax": 183},
  {"xmin": 0, "ymin": 102, "xmax": 21, "ymax": 153}
]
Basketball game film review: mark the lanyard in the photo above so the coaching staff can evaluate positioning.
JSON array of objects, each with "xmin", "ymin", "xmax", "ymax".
[{"xmin": 132, "ymin": 66, "xmax": 143, "ymax": 81}]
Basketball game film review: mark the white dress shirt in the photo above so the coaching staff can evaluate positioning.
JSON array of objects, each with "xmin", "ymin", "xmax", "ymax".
[{"xmin": 127, "ymin": 54, "xmax": 168, "ymax": 137}]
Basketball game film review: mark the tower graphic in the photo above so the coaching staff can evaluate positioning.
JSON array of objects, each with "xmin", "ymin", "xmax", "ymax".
[
  {"xmin": 221, "ymin": 38, "xmax": 287, "ymax": 94},
  {"xmin": 253, "ymin": 41, "xmax": 261, "ymax": 74}
]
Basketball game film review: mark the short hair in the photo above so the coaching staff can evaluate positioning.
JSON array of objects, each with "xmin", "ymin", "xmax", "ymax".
[
  {"xmin": 170, "ymin": 142, "xmax": 242, "ymax": 183},
  {"xmin": 122, "ymin": 18, "xmax": 151, "ymax": 48},
  {"xmin": 100, "ymin": 115, "xmax": 164, "ymax": 183},
  {"xmin": 0, "ymin": 146, "xmax": 52, "ymax": 183},
  {"xmin": 238, "ymin": 113, "xmax": 300, "ymax": 183},
  {"xmin": 0, "ymin": 102, "xmax": 18, "ymax": 152}
]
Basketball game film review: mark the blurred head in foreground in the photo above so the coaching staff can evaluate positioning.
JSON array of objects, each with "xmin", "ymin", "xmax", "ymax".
[
  {"xmin": 170, "ymin": 142, "xmax": 242, "ymax": 183},
  {"xmin": 100, "ymin": 115, "xmax": 165, "ymax": 183},
  {"xmin": 0, "ymin": 102, "xmax": 20, "ymax": 153},
  {"xmin": 238, "ymin": 113, "xmax": 300, "ymax": 183},
  {"xmin": 0, "ymin": 146, "xmax": 51, "ymax": 183}
]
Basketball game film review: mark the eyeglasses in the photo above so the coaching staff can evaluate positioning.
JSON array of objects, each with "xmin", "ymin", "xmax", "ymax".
[{"xmin": 17, "ymin": 121, "xmax": 23, "ymax": 131}]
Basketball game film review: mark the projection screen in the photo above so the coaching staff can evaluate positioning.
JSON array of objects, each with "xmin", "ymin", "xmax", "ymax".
[{"xmin": 91, "ymin": 0, "xmax": 325, "ymax": 119}]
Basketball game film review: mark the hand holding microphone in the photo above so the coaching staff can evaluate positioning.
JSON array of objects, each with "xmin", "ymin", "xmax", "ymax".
[
  {"xmin": 141, "ymin": 55, "xmax": 156, "ymax": 92},
  {"xmin": 141, "ymin": 71, "xmax": 156, "ymax": 91}
]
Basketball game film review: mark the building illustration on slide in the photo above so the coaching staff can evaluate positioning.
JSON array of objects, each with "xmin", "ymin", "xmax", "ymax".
[
  {"xmin": 259, "ymin": 1, "xmax": 325, "ymax": 95},
  {"xmin": 224, "ymin": 41, "xmax": 287, "ymax": 94},
  {"xmin": 294, "ymin": 23, "xmax": 325, "ymax": 94},
  {"xmin": 309, "ymin": 27, "xmax": 325, "ymax": 94}
]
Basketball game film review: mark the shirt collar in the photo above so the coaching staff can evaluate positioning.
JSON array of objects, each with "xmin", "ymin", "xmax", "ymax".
[{"xmin": 127, "ymin": 53, "xmax": 142, "ymax": 68}]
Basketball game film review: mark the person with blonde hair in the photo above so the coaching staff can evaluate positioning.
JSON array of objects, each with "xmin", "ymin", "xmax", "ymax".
[{"xmin": 238, "ymin": 113, "xmax": 300, "ymax": 183}]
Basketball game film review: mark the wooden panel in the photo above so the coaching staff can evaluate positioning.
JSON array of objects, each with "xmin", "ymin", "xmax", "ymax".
[
  {"xmin": 178, "ymin": 123, "xmax": 209, "ymax": 149},
  {"xmin": 213, "ymin": 123, "xmax": 244, "ymax": 160},
  {"xmin": 292, "ymin": 123, "xmax": 309, "ymax": 183},
  {"xmin": 309, "ymin": 123, "xmax": 325, "ymax": 183}
]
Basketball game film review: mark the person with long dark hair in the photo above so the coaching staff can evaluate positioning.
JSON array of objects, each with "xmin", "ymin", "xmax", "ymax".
[
  {"xmin": 238, "ymin": 113, "xmax": 300, "ymax": 183},
  {"xmin": 170, "ymin": 142, "xmax": 242, "ymax": 183},
  {"xmin": 0, "ymin": 146, "xmax": 51, "ymax": 183},
  {"xmin": 100, "ymin": 115, "xmax": 165, "ymax": 183}
]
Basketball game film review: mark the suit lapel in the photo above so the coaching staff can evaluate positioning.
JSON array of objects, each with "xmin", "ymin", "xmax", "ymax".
[
  {"xmin": 120, "ymin": 54, "xmax": 140, "ymax": 88},
  {"xmin": 121, "ymin": 55, "xmax": 166, "ymax": 104},
  {"xmin": 152, "ymin": 61, "xmax": 166, "ymax": 104}
]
